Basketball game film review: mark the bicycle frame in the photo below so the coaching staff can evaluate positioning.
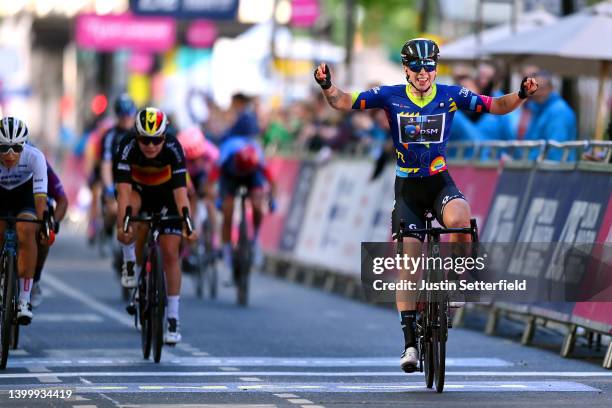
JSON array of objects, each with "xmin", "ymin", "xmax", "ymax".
[{"xmin": 397, "ymin": 214, "xmax": 478, "ymax": 393}]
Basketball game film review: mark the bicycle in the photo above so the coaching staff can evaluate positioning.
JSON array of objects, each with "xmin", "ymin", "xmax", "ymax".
[
  {"xmin": 398, "ymin": 213, "xmax": 478, "ymax": 393},
  {"xmin": 123, "ymin": 206, "xmax": 192, "ymax": 363},
  {"xmin": 233, "ymin": 186, "xmax": 252, "ymax": 306},
  {"xmin": 0, "ymin": 215, "xmax": 49, "ymax": 369},
  {"xmin": 194, "ymin": 203, "xmax": 218, "ymax": 299}
]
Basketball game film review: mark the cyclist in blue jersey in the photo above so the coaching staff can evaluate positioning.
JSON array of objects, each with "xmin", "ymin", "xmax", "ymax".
[{"xmin": 315, "ymin": 38, "xmax": 539, "ymax": 373}]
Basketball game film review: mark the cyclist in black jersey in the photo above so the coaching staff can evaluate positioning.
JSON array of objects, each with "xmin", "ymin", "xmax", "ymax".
[
  {"xmin": 101, "ymin": 94, "xmax": 137, "ymax": 235},
  {"xmin": 315, "ymin": 38, "xmax": 538, "ymax": 372},
  {"xmin": 115, "ymin": 107, "xmax": 195, "ymax": 345}
]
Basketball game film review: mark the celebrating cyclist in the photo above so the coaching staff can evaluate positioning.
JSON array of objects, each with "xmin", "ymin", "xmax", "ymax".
[
  {"xmin": 206, "ymin": 136, "xmax": 276, "ymax": 274},
  {"xmin": 314, "ymin": 38, "xmax": 538, "ymax": 372},
  {"xmin": 0, "ymin": 117, "xmax": 49, "ymax": 324},
  {"xmin": 31, "ymin": 162, "xmax": 69, "ymax": 308},
  {"xmin": 115, "ymin": 107, "xmax": 193, "ymax": 344}
]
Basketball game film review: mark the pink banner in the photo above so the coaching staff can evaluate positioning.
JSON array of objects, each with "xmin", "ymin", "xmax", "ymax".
[
  {"xmin": 76, "ymin": 13, "xmax": 176, "ymax": 52},
  {"xmin": 186, "ymin": 20, "xmax": 218, "ymax": 48},
  {"xmin": 449, "ymin": 165, "xmax": 500, "ymax": 231},
  {"xmin": 290, "ymin": 0, "xmax": 319, "ymax": 27}
]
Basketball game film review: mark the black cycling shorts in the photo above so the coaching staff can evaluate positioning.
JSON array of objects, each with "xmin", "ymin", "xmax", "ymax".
[
  {"xmin": 134, "ymin": 184, "xmax": 182, "ymax": 236},
  {"xmin": 391, "ymin": 171, "xmax": 465, "ymax": 241},
  {"xmin": 0, "ymin": 178, "xmax": 36, "ymax": 217}
]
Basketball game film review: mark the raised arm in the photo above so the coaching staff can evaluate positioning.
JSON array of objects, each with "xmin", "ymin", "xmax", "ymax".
[
  {"xmin": 314, "ymin": 63, "xmax": 353, "ymax": 112},
  {"xmin": 490, "ymin": 77, "xmax": 538, "ymax": 115}
]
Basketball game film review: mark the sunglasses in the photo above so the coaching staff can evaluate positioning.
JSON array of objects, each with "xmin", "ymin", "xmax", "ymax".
[
  {"xmin": 137, "ymin": 136, "xmax": 165, "ymax": 146},
  {"xmin": 407, "ymin": 59, "xmax": 437, "ymax": 73},
  {"xmin": 0, "ymin": 143, "xmax": 25, "ymax": 154}
]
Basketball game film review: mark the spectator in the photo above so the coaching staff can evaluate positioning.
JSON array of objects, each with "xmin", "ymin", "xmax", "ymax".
[
  {"xmin": 222, "ymin": 93, "xmax": 260, "ymax": 140},
  {"xmin": 523, "ymin": 70, "xmax": 577, "ymax": 160},
  {"xmin": 475, "ymin": 63, "xmax": 517, "ymax": 143}
]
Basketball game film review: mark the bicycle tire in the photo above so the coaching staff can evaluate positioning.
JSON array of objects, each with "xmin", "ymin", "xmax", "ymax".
[
  {"xmin": 140, "ymin": 257, "xmax": 152, "ymax": 360},
  {"xmin": 423, "ymin": 307, "xmax": 434, "ymax": 388},
  {"xmin": 150, "ymin": 247, "xmax": 165, "ymax": 363},
  {"xmin": 433, "ymin": 301, "xmax": 447, "ymax": 393},
  {"xmin": 0, "ymin": 254, "xmax": 16, "ymax": 369},
  {"xmin": 236, "ymin": 201, "xmax": 251, "ymax": 306}
]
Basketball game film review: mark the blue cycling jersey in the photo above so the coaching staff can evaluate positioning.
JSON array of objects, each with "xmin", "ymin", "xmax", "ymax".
[{"xmin": 351, "ymin": 83, "xmax": 492, "ymax": 177}]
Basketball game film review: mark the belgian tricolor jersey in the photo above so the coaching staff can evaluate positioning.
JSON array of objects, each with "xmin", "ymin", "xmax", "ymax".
[
  {"xmin": 351, "ymin": 83, "xmax": 492, "ymax": 178},
  {"xmin": 115, "ymin": 133, "xmax": 188, "ymax": 189}
]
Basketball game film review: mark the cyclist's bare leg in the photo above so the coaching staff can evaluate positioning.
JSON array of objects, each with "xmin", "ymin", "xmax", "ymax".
[
  {"xmin": 221, "ymin": 195, "xmax": 235, "ymax": 271},
  {"xmin": 89, "ymin": 182, "xmax": 102, "ymax": 238},
  {"xmin": 443, "ymin": 198, "xmax": 472, "ymax": 243},
  {"xmin": 221, "ymin": 195, "xmax": 234, "ymax": 245},
  {"xmin": 249, "ymin": 188, "xmax": 264, "ymax": 236},
  {"xmin": 16, "ymin": 212, "xmax": 38, "ymax": 281},
  {"xmin": 396, "ymin": 236, "xmax": 422, "ymax": 312}
]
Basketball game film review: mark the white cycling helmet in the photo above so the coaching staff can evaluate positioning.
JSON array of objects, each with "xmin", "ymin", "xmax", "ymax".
[{"xmin": 0, "ymin": 117, "xmax": 29, "ymax": 145}]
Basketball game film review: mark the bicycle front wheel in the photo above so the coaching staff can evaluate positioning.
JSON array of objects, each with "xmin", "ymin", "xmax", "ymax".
[
  {"xmin": 140, "ymin": 259, "xmax": 152, "ymax": 360},
  {"xmin": 0, "ymin": 254, "xmax": 16, "ymax": 369},
  {"xmin": 433, "ymin": 302, "xmax": 447, "ymax": 393},
  {"xmin": 150, "ymin": 247, "xmax": 165, "ymax": 363}
]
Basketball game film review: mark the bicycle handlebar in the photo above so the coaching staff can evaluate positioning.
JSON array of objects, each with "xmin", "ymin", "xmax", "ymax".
[
  {"xmin": 122, "ymin": 206, "xmax": 193, "ymax": 236},
  {"xmin": 0, "ymin": 211, "xmax": 51, "ymax": 238}
]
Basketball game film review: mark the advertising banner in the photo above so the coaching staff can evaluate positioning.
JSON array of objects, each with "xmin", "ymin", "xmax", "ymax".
[
  {"xmin": 76, "ymin": 14, "xmax": 176, "ymax": 52},
  {"xmin": 259, "ymin": 157, "xmax": 301, "ymax": 252},
  {"xmin": 130, "ymin": 0, "xmax": 239, "ymax": 19},
  {"xmin": 279, "ymin": 160, "xmax": 317, "ymax": 253}
]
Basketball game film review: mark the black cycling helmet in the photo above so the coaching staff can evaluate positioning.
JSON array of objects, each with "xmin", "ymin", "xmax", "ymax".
[
  {"xmin": 114, "ymin": 93, "xmax": 137, "ymax": 117},
  {"xmin": 401, "ymin": 38, "xmax": 440, "ymax": 65}
]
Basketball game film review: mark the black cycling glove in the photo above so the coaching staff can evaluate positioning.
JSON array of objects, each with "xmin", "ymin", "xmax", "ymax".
[{"xmin": 314, "ymin": 64, "xmax": 332, "ymax": 90}]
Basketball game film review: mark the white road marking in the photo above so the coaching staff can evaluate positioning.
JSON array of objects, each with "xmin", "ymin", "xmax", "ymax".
[
  {"xmin": 10, "ymin": 349, "xmax": 29, "ymax": 356},
  {"xmin": 38, "ymin": 376, "xmax": 61, "ymax": 383},
  {"xmin": 44, "ymin": 274, "xmax": 134, "ymax": 328},
  {"xmin": 0, "ymin": 370, "xmax": 612, "ymax": 379},
  {"xmin": 288, "ymin": 399, "xmax": 313, "ymax": 404},
  {"xmin": 27, "ymin": 366, "xmax": 51, "ymax": 373},
  {"xmin": 2, "ymin": 370, "xmax": 612, "ymax": 379},
  {"xmin": 4, "ymin": 356, "xmax": 512, "ymax": 368},
  {"xmin": 36, "ymin": 313, "xmax": 104, "ymax": 323},
  {"xmin": 0, "ymin": 381, "xmax": 597, "ymax": 393},
  {"xmin": 274, "ymin": 393, "xmax": 299, "ymax": 398},
  {"xmin": 240, "ymin": 377, "xmax": 263, "ymax": 382},
  {"xmin": 192, "ymin": 352, "xmax": 210, "ymax": 356}
]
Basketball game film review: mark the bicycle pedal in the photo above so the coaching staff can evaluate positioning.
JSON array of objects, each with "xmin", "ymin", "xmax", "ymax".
[{"xmin": 126, "ymin": 303, "xmax": 137, "ymax": 316}]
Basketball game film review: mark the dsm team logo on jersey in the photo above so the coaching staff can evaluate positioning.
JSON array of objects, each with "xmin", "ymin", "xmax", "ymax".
[{"xmin": 397, "ymin": 113, "xmax": 445, "ymax": 146}]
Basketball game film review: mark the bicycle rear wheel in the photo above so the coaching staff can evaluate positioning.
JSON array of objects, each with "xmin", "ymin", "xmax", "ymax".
[
  {"xmin": 140, "ymin": 259, "xmax": 152, "ymax": 360},
  {"xmin": 236, "ymin": 203, "xmax": 251, "ymax": 306},
  {"xmin": 433, "ymin": 301, "xmax": 447, "ymax": 393},
  {"xmin": 150, "ymin": 247, "xmax": 165, "ymax": 363},
  {"xmin": 0, "ymin": 254, "xmax": 16, "ymax": 369}
]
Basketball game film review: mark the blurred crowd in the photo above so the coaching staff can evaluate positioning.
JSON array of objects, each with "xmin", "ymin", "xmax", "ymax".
[{"xmin": 71, "ymin": 61, "xmax": 606, "ymax": 182}]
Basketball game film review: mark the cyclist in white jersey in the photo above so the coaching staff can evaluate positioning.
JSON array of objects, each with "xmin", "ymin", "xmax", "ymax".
[{"xmin": 0, "ymin": 117, "xmax": 50, "ymax": 324}]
